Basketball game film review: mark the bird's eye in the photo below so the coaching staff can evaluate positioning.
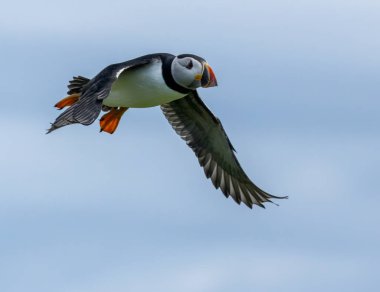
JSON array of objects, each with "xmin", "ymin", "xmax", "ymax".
[{"xmin": 186, "ymin": 59, "xmax": 193, "ymax": 70}]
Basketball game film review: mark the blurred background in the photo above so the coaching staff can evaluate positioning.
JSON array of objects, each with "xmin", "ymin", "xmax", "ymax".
[{"xmin": 1, "ymin": 0, "xmax": 379, "ymax": 291}]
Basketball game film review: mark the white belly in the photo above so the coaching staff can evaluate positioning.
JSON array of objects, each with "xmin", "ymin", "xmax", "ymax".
[{"xmin": 103, "ymin": 60, "xmax": 186, "ymax": 108}]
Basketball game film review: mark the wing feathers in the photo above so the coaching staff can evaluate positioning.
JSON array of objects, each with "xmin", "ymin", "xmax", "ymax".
[
  {"xmin": 48, "ymin": 57, "xmax": 155, "ymax": 133},
  {"xmin": 161, "ymin": 91, "xmax": 287, "ymax": 208}
]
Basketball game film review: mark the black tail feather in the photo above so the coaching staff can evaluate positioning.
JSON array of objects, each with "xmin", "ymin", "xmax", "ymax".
[{"xmin": 67, "ymin": 76, "xmax": 90, "ymax": 95}]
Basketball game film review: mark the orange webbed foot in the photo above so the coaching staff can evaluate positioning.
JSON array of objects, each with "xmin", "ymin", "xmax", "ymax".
[
  {"xmin": 99, "ymin": 107, "xmax": 128, "ymax": 134},
  {"xmin": 54, "ymin": 93, "xmax": 80, "ymax": 110}
]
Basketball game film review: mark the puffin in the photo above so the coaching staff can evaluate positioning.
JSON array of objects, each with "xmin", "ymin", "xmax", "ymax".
[{"xmin": 48, "ymin": 53, "xmax": 287, "ymax": 208}]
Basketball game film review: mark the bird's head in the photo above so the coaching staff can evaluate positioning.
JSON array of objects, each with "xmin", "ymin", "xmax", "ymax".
[{"xmin": 171, "ymin": 54, "xmax": 217, "ymax": 90}]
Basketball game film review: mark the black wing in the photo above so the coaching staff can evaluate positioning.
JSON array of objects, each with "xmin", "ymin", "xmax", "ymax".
[
  {"xmin": 47, "ymin": 55, "xmax": 157, "ymax": 133},
  {"xmin": 161, "ymin": 91, "xmax": 287, "ymax": 208}
]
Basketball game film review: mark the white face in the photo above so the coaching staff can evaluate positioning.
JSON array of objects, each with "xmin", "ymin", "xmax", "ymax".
[{"xmin": 171, "ymin": 57, "xmax": 204, "ymax": 89}]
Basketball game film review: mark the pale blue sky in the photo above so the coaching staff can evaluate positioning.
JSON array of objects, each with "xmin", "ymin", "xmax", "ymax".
[{"xmin": 1, "ymin": 1, "xmax": 379, "ymax": 291}]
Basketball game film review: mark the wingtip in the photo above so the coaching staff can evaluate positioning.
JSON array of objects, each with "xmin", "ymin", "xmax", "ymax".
[
  {"xmin": 245, "ymin": 203, "xmax": 253, "ymax": 209},
  {"xmin": 46, "ymin": 123, "xmax": 55, "ymax": 134},
  {"xmin": 271, "ymin": 194, "xmax": 289, "ymax": 200},
  {"xmin": 269, "ymin": 200, "xmax": 279, "ymax": 207},
  {"xmin": 266, "ymin": 194, "xmax": 289, "ymax": 207}
]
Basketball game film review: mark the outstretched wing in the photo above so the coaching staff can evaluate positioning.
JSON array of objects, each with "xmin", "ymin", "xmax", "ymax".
[
  {"xmin": 47, "ymin": 56, "xmax": 156, "ymax": 133},
  {"xmin": 160, "ymin": 91, "xmax": 287, "ymax": 208}
]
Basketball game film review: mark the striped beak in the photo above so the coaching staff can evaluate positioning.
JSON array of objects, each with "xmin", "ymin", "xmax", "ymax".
[{"xmin": 201, "ymin": 63, "xmax": 218, "ymax": 88}]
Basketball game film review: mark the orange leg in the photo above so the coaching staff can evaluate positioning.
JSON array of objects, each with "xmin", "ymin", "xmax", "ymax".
[
  {"xmin": 54, "ymin": 93, "xmax": 80, "ymax": 110},
  {"xmin": 99, "ymin": 107, "xmax": 128, "ymax": 134}
]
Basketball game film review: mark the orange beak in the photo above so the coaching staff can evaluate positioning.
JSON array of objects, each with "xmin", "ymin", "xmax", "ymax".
[{"xmin": 201, "ymin": 63, "xmax": 218, "ymax": 88}]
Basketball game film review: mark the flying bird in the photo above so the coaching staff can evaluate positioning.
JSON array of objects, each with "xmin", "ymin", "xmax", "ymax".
[{"xmin": 48, "ymin": 53, "xmax": 287, "ymax": 208}]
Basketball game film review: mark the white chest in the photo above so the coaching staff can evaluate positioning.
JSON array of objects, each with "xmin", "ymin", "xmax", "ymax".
[{"xmin": 103, "ymin": 60, "xmax": 186, "ymax": 108}]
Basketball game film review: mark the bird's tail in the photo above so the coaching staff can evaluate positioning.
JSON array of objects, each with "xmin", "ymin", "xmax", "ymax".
[
  {"xmin": 67, "ymin": 76, "xmax": 90, "ymax": 95},
  {"xmin": 47, "ymin": 76, "xmax": 101, "ymax": 134}
]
